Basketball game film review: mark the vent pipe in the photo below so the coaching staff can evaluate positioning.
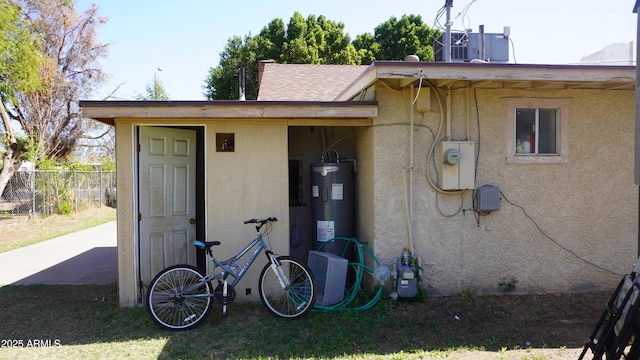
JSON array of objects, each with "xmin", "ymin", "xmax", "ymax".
[
  {"xmin": 479, "ymin": 25, "xmax": 485, "ymax": 61},
  {"xmin": 239, "ymin": 67, "xmax": 246, "ymax": 101}
]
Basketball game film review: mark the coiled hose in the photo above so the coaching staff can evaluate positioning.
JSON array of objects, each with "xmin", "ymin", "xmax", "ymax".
[{"xmin": 312, "ymin": 237, "xmax": 386, "ymax": 312}]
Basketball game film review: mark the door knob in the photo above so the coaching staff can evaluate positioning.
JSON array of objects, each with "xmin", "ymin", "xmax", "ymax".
[{"xmin": 189, "ymin": 218, "xmax": 196, "ymax": 225}]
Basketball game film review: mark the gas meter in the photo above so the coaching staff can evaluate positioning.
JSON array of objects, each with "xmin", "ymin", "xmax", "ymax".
[{"xmin": 396, "ymin": 265, "xmax": 418, "ymax": 298}]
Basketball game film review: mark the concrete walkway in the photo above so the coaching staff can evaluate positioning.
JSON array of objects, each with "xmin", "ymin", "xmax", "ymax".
[{"xmin": 0, "ymin": 221, "xmax": 117, "ymax": 286}]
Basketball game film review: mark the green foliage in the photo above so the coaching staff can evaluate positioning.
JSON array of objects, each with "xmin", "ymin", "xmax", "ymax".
[
  {"xmin": 372, "ymin": 14, "xmax": 438, "ymax": 62},
  {"xmin": 135, "ymin": 75, "xmax": 170, "ymax": 100},
  {"xmin": 8, "ymin": 0, "xmax": 108, "ymax": 161},
  {"xmin": 498, "ymin": 276, "xmax": 518, "ymax": 293},
  {"xmin": 203, "ymin": 12, "xmax": 359, "ymax": 100},
  {"xmin": 27, "ymin": 158, "xmax": 114, "ymax": 216},
  {"xmin": 57, "ymin": 199, "xmax": 72, "ymax": 215},
  {"xmin": 352, "ymin": 32, "xmax": 377, "ymax": 64},
  {"xmin": 36, "ymin": 156, "xmax": 64, "ymax": 170},
  {"xmin": 35, "ymin": 157, "xmax": 100, "ymax": 171},
  {"xmin": 97, "ymin": 155, "xmax": 115, "ymax": 171},
  {"xmin": 0, "ymin": 0, "xmax": 45, "ymax": 100},
  {"xmin": 203, "ymin": 12, "xmax": 440, "ymax": 101},
  {"xmin": 203, "ymin": 35, "xmax": 255, "ymax": 100}
]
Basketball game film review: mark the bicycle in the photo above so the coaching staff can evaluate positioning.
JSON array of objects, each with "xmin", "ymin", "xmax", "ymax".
[{"xmin": 146, "ymin": 217, "xmax": 317, "ymax": 330}]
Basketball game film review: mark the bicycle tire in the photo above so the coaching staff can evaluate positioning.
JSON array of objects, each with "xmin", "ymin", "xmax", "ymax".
[
  {"xmin": 258, "ymin": 256, "xmax": 317, "ymax": 318},
  {"xmin": 146, "ymin": 264, "xmax": 213, "ymax": 330}
]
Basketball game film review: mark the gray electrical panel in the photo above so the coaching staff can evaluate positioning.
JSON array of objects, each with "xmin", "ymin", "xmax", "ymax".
[{"xmin": 475, "ymin": 185, "xmax": 501, "ymax": 211}]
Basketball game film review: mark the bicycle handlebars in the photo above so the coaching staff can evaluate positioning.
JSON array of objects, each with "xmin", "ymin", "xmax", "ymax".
[{"xmin": 244, "ymin": 217, "xmax": 278, "ymax": 231}]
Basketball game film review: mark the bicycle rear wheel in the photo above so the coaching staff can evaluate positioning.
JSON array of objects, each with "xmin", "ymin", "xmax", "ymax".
[
  {"xmin": 258, "ymin": 256, "xmax": 316, "ymax": 318},
  {"xmin": 146, "ymin": 265, "xmax": 213, "ymax": 330}
]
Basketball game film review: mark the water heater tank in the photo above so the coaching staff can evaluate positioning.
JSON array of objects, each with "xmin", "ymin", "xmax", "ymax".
[{"xmin": 310, "ymin": 162, "xmax": 355, "ymax": 257}]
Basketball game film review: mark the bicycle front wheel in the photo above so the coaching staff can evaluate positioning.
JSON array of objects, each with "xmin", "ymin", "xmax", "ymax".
[
  {"xmin": 258, "ymin": 256, "xmax": 316, "ymax": 318},
  {"xmin": 146, "ymin": 265, "xmax": 213, "ymax": 330}
]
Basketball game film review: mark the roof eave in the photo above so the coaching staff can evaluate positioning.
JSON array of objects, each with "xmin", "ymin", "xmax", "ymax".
[
  {"xmin": 335, "ymin": 61, "xmax": 636, "ymax": 100},
  {"xmin": 80, "ymin": 100, "xmax": 378, "ymax": 126}
]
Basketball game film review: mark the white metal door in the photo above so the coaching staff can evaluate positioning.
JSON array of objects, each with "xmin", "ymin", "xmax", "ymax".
[{"xmin": 138, "ymin": 126, "xmax": 197, "ymax": 287}]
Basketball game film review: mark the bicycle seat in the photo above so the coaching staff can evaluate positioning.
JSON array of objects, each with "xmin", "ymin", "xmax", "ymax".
[{"xmin": 194, "ymin": 240, "xmax": 221, "ymax": 249}]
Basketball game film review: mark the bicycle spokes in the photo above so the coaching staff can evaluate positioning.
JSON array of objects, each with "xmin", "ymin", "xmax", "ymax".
[
  {"xmin": 259, "ymin": 256, "xmax": 316, "ymax": 318},
  {"xmin": 146, "ymin": 265, "xmax": 213, "ymax": 330}
]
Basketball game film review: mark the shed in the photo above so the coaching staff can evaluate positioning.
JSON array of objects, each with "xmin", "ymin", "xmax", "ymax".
[{"xmin": 82, "ymin": 61, "xmax": 636, "ymax": 306}]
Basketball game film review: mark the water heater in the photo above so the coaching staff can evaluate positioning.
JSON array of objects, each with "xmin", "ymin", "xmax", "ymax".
[{"xmin": 310, "ymin": 162, "xmax": 355, "ymax": 256}]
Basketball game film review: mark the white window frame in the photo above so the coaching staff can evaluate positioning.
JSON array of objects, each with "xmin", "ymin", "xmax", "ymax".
[{"xmin": 503, "ymin": 97, "xmax": 570, "ymax": 164}]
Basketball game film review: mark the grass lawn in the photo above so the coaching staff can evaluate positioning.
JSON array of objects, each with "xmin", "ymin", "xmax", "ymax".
[
  {"xmin": 0, "ymin": 206, "xmax": 615, "ymax": 359},
  {"xmin": 0, "ymin": 206, "xmax": 116, "ymax": 253},
  {"xmin": 0, "ymin": 284, "xmax": 609, "ymax": 359}
]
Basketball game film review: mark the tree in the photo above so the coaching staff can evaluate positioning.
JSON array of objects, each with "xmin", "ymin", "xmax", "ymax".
[
  {"xmin": 203, "ymin": 13, "xmax": 441, "ymax": 100},
  {"xmin": 203, "ymin": 34, "xmax": 257, "ymax": 100},
  {"xmin": 0, "ymin": 0, "xmax": 45, "ymax": 197},
  {"xmin": 8, "ymin": 0, "xmax": 108, "ymax": 162},
  {"xmin": 203, "ymin": 12, "xmax": 360, "ymax": 100},
  {"xmin": 136, "ymin": 70, "xmax": 170, "ymax": 100},
  {"xmin": 351, "ymin": 32, "xmax": 377, "ymax": 65},
  {"xmin": 366, "ymin": 14, "xmax": 440, "ymax": 62}
]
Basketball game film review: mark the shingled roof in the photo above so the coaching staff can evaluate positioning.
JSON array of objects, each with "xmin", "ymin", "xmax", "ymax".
[{"xmin": 257, "ymin": 62, "xmax": 367, "ymax": 101}]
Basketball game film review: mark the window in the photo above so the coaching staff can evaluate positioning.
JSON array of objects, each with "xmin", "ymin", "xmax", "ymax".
[
  {"xmin": 504, "ymin": 98, "xmax": 570, "ymax": 164},
  {"xmin": 515, "ymin": 108, "xmax": 557, "ymax": 154}
]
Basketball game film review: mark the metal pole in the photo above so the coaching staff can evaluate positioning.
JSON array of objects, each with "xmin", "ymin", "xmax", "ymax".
[
  {"xmin": 99, "ymin": 169, "xmax": 103, "ymax": 207},
  {"xmin": 74, "ymin": 171, "xmax": 78, "ymax": 213},
  {"xmin": 635, "ymin": 3, "xmax": 640, "ymax": 257},
  {"xmin": 444, "ymin": 0, "xmax": 453, "ymax": 62},
  {"xmin": 31, "ymin": 170, "xmax": 36, "ymax": 219},
  {"xmin": 479, "ymin": 25, "xmax": 485, "ymax": 61}
]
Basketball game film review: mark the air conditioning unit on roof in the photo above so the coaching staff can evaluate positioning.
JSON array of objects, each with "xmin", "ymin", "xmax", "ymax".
[{"xmin": 434, "ymin": 28, "xmax": 510, "ymax": 63}]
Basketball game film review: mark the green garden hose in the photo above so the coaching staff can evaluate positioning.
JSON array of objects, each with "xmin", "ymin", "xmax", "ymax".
[{"xmin": 312, "ymin": 237, "xmax": 387, "ymax": 312}]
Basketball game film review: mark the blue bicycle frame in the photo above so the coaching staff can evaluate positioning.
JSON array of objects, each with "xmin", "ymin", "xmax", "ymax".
[
  {"xmin": 195, "ymin": 232, "xmax": 270, "ymax": 288},
  {"xmin": 193, "ymin": 218, "xmax": 285, "ymax": 314}
]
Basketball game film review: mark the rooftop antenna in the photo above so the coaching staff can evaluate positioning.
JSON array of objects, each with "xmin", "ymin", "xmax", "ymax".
[{"xmin": 444, "ymin": 0, "xmax": 453, "ymax": 62}]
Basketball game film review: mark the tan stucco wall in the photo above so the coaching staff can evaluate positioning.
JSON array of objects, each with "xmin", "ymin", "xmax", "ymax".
[
  {"xmin": 114, "ymin": 121, "xmax": 137, "ymax": 307},
  {"xmin": 369, "ymin": 85, "xmax": 637, "ymax": 296},
  {"xmin": 114, "ymin": 119, "xmax": 289, "ymax": 306},
  {"xmin": 205, "ymin": 121, "xmax": 289, "ymax": 301}
]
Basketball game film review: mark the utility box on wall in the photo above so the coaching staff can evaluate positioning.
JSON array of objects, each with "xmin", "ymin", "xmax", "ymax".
[{"xmin": 438, "ymin": 141, "xmax": 475, "ymax": 190}]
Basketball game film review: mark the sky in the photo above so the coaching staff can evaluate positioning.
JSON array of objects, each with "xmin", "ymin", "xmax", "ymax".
[{"xmin": 75, "ymin": 0, "xmax": 639, "ymax": 101}]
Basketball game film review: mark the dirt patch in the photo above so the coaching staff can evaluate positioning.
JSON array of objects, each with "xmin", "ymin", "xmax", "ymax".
[{"xmin": 383, "ymin": 290, "xmax": 613, "ymax": 359}]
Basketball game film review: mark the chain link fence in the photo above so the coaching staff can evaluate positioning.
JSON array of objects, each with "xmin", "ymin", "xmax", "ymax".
[{"xmin": 0, "ymin": 170, "xmax": 116, "ymax": 218}]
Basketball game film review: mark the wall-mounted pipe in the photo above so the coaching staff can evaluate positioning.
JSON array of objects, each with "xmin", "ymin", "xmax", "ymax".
[
  {"xmin": 407, "ymin": 84, "xmax": 415, "ymax": 254},
  {"xmin": 446, "ymin": 88, "xmax": 452, "ymax": 139},
  {"xmin": 466, "ymin": 85, "xmax": 471, "ymax": 140},
  {"xmin": 425, "ymin": 81, "xmax": 462, "ymax": 195}
]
